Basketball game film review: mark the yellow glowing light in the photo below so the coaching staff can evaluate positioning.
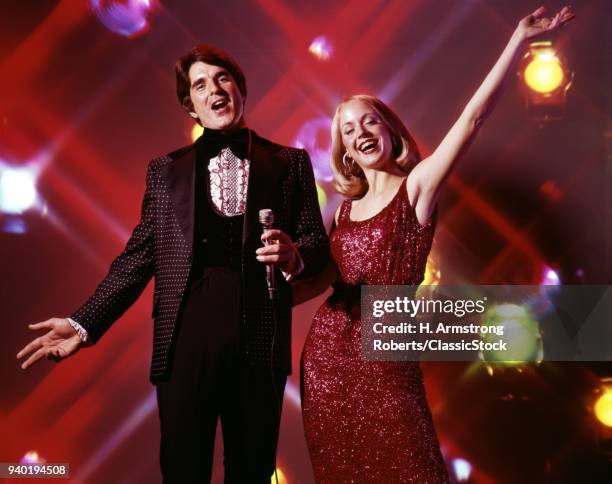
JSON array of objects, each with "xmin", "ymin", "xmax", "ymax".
[
  {"xmin": 191, "ymin": 124, "xmax": 204, "ymax": 142},
  {"xmin": 594, "ymin": 389, "xmax": 612, "ymax": 427},
  {"xmin": 316, "ymin": 183, "xmax": 327, "ymax": 210},
  {"xmin": 270, "ymin": 467, "xmax": 288, "ymax": 484},
  {"xmin": 421, "ymin": 254, "xmax": 441, "ymax": 287},
  {"xmin": 415, "ymin": 253, "xmax": 441, "ymax": 300},
  {"xmin": 524, "ymin": 52, "xmax": 564, "ymax": 94},
  {"xmin": 479, "ymin": 303, "xmax": 542, "ymax": 364}
]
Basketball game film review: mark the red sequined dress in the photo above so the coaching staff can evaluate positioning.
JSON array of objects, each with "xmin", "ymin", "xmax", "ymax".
[{"xmin": 301, "ymin": 178, "xmax": 449, "ymax": 483}]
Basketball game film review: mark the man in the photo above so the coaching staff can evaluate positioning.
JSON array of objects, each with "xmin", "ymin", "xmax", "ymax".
[{"xmin": 17, "ymin": 44, "xmax": 329, "ymax": 483}]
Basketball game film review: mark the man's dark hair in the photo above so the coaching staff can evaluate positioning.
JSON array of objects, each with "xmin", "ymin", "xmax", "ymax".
[{"xmin": 175, "ymin": 44, "xmax": 247, "ymax": 113}]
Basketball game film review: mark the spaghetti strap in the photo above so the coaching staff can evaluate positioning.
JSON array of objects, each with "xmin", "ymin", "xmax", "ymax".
[{"xmin": 337, "ymin": 199, "xmax": 352, "ymax": 225}]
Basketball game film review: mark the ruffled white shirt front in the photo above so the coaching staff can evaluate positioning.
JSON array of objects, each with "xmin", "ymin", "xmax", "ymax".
[{"xmin": 208, "ymin": 147, "xmax": 249, "ymax": 216}]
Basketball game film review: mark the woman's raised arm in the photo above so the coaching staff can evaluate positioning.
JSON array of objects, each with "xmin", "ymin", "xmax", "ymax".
[{"xmin": 407, "ymin": 5, "xmax": 575, "ymax": 226}]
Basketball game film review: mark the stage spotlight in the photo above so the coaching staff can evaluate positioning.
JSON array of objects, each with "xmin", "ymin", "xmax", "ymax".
[
  {"xmin": 540, "ymin": 266, "xmax": 560, "ymax": 286},
  {"xmin": 593, "ymin": 378, "xmax": 612, "ymax": 460},
  {"xmin": 90, "ymin": 0, "xmax": 157, "ymax": 38},
  {"xmin": 308, "ymin": 36, "xmax": 333, "ymax": 61},
  {"xmin": 20, "ymin": 451, "xmax": 44, "ymax": 464},
  {"xmin": 479, "ymin": 303, "xmax": 543, "ymax": 364},
  {"xmin": 524, "ymin": 49, "xmax": 564, "ymax": 93},
  {"xmin": 191, "ymin": 124, "xmax": 204, "ymax": 142},
  {"xmin": 595, "ymin": 383, "xmax": 612, "ymax": 428},
  {"xmin": 518, "ymin": 41, "xmax": 573, "ymax": 122},
  {"xmin": 527, "ymin": 266, "xmax": 561, "ymax": 318},
  {"xmin": 0, "ymin": 167, "xmax": 38, "ymax": 215},
  {"xmin": 294, "ymin": 117, "xmax": 333, "ymax": 183},
  {"xmin": 451, "ymin": 457, "xmax": 472, "ymax": 482}
]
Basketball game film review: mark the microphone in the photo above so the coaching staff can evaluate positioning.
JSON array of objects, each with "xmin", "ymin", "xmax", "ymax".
[{"xmin": 259, "ymin": 209, "xmax": 276, "ymax": 300}]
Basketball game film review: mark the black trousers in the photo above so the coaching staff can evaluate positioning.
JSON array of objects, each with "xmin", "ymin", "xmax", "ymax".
[{"xmin": 155, "ymin": 267, "xmax": 286, "ymax": 483}]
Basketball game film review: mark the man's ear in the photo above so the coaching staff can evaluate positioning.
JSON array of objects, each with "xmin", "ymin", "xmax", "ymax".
[{"xmin": 189, "ymin": 111, "xmax": 198, "ymax": 120}]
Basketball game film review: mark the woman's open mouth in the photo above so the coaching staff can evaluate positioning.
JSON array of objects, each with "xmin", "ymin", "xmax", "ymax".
[{"xmin": 358, "ymin": 139, "xmax": 379, "ymax": 154}]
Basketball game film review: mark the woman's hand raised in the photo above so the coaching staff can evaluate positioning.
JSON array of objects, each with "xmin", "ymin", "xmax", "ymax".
[{"xmin": 516, "ymin": 5, "xmax": 575, "ymax": 41}]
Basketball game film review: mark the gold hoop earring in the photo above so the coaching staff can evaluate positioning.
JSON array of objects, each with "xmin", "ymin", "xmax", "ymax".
[{"xmin": 342, "ymin": 152, "xmax": 355, "ymax": 176}]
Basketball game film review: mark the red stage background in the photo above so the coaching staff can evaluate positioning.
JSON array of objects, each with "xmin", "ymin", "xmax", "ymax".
[{"xmin": 1, "ymin": 1, "xmax": 610, "ymax": 482}]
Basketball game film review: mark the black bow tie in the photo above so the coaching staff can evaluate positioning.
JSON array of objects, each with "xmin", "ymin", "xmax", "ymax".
[{"xmin": 197, "ymin": 127, "xmax": 250, "ymax": 159}]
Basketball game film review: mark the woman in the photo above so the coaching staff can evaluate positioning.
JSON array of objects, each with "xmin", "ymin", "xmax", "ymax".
[{"xmin": 300, "ymin": 6, "xmax": 575, "ymax": 482}]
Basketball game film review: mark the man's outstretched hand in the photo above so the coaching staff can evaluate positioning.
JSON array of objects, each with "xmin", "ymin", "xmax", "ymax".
[{"xmin": 17, "ymin": 318, "xmax": 83, "ymax": 370}]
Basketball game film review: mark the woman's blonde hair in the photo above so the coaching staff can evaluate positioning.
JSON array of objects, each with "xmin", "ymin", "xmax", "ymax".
[{"xmin": 330, "ymin": 94, "xmax": 421, "ymax": 198}]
